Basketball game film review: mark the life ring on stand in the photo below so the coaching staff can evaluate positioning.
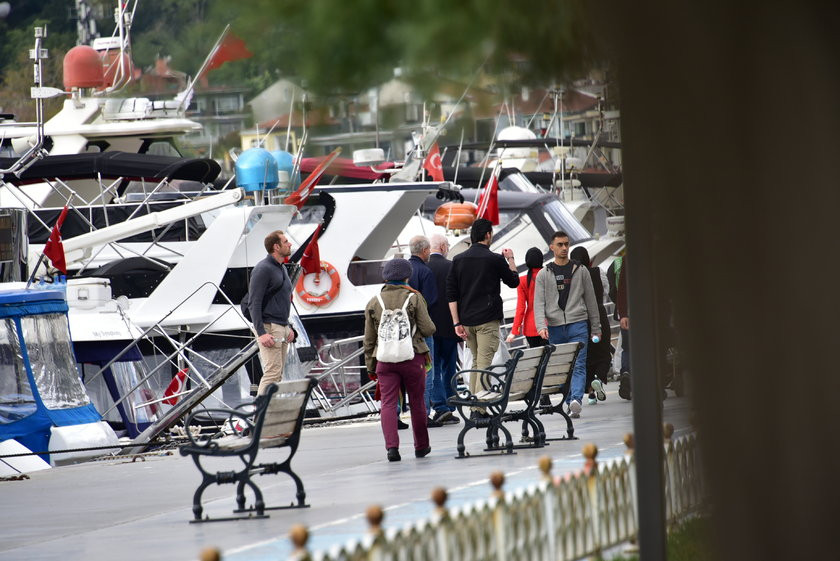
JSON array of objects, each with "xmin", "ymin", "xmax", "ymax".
[{"xmin": 295, "ymin": 261, "xmax": 340, "ymax": 306}]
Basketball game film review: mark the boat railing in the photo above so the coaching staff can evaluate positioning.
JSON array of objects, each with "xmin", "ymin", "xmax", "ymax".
[
  {"xmin": 90, "ymin": 280, "xmax": 256, "ymax": 433},
  {"xmin": 308, "ymin": 335, "xmax": 380, "ymax": 418}
]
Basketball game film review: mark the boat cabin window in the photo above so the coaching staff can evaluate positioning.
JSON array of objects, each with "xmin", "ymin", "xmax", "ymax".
[
  {"xmin": 21, "ymin": 315, "xmax": 90, "ymax": 410},
  {"xmin": 541, "ymin": 199, "xmax": 591, "ymax": 243},
  {"xmin": 141, "ymin": 139, "xmax": 182, "ymax": 158},
  {"xmin": 490, "ymin": 210, "xmax": 553, "ymax": 256},
  {"xmin": 0, "ymin": 319, "xmax": 36, "ymax": 424}
]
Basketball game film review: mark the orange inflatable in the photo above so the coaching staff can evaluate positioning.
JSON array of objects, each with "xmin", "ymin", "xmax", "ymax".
[
  {"xmin": 295, "ymin": 261, "xmax": 340, "ymax": 306},
  {"xmin": 434, "ymin": 202, "xmax": 478, "ymax": 230}
]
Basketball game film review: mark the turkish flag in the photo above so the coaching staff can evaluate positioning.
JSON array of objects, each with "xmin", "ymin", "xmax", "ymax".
[
  {"xmin": 162, "ymin": 368, "xmax": 188, "ymax": 406},
  {"xmin": 423, "ymin": 142, "xmax": 444, "ymax": 182},
  {"xmin": 284, "ymin": 147, "xmax": 342, "ymax": 209},
  {"xmin": 43, "ymin": 206, "xmax": 69, "ymax": 274},
  {"xmin": 299, "ymin": 225, "xmax": 322, "ymax": 276},
  {"xmin": 476, "ymin": 166, "xmax": 500, "ymax": 225},
  {"xmin": 207, "ymin": 32, "xmax": 253, "ymax": 72}
]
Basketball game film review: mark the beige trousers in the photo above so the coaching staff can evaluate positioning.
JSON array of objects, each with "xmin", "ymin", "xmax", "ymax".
[
  {"xmin": 257, "ymin": 323, "xmax": 292, "ymax": 396},
  {"xmin": 464, "ymin": 320, "xmax": 500, "ymax": 410}
]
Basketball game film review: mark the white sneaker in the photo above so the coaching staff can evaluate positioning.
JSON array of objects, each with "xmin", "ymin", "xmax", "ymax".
[
  {"xmin": 569, "ymin": 400, "xmax": 582, "ymax": 418},
  {"xmin": 591, "ymin": 379, "xmax": 606, "ymax": 401}
]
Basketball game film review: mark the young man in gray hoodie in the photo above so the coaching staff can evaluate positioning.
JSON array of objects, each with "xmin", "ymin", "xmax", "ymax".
[{"xmin": 533, "ymin": 231, "xmax": 602, "ymax": 418}]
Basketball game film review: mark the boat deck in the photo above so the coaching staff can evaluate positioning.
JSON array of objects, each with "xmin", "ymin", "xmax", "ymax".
[{"xmin": 0, "ymin": 387, "xmax": 691, "ymax": 561}]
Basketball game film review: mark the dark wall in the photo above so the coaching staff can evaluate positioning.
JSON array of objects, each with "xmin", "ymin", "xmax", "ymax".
[{"xmin": 599, "ymin": 2, "xmax": 840, "ymax": 560}]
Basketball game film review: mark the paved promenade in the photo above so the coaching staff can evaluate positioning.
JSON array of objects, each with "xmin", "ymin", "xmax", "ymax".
[{"xmin": 0, "ymin": 386, "xmax": 692, "ymax": 561}]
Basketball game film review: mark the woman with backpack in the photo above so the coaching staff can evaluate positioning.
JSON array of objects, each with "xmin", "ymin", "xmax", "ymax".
[{"xmin": 363, "ymin": 258, "xmax": 437, "ymax": 462}]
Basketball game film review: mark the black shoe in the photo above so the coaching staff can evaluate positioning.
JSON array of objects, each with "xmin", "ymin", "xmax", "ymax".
[
  {"xmin": 387, "ymin": 447, "xmax": 401, "ymax": 462},
  {"xmin": 397, "ymin": 419, "xmax": 409, "ymax": 430},
  {"xmin": 539, "ymin": 395, "xmax": 551, "ymax": 406},
  {"xmin": 415, "ymin": 446, "xmax": 431, "ymax": 458},
  {"xmin": 431, "ymin": 410, "xmax": 456, "ymax": 425},
  {"xmin": 427, "ymin": 416, "xmax": 443, "ymax": 428},
  {"xmin": 618, "ymin": 372, "xmax": 632, "ymax": 400}
]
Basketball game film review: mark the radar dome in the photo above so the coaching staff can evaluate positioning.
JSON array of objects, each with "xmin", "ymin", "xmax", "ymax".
[
  {"xmin": 235, "ymin": 148, "xmax": 279, "ymax": 192},
  {"xmin": 63, "ymin": 46, "xmax": 106, "ymax": 89},
  {"xmin": 496, "ymin": 126, "xmax": 538, "ymax": 170}
]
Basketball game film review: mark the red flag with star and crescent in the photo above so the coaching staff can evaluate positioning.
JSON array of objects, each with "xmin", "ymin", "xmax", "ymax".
[
  {"xmin": 43, "ymin": 205, "xmax": 69, "ymax": 274},
  {"xmin": 299, "ymin": 225, "xmax": 322, "ymax": 277},
  {"xmin": 476, "ymin": 165, "xmax": 500, "ymax": 225},
  {"xmin": 162, "ymin": 368, "xmax": 188, "ymax": 406},
  {"xmin": 423, "ymin": 142, "xmax": 444, "ymax": 182}
]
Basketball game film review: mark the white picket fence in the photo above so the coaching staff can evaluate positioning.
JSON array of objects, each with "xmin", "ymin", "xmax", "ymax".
[{"xmin": 286, "ymin": 432, "xmax": 704, "ymax": 561}]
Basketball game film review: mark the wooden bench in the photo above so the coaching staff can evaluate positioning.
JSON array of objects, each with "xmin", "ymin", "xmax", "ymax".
[
  {"xmin": 447, "ymin": 345, "xmax": 552, "ymax": 458},
  {"xmin": 179, "ymin": 377, "xmax": 316, "ymax": 522},
  {"xmin": 532, "ymin": 341, "xmax": 582, "ymax": 443}
]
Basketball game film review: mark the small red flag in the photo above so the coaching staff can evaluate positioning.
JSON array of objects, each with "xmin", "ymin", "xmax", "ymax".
[
  {"xmin": 162, "ymin": 368, "xmax": 188, "ymax": 406},
  {"xmin": 300, "ymin": 225, "xmax": 322, "ymax": 276},
  {"xmin": 476, "ymin": 166, "xmax": 500, "ymax": 225},
  {"xmin": 423, "ymin": 142, "xmax": 444, "ymax": 182},
  {"xmin": 43, "ymin": 206, "xmax": 69, "ymax": 274},
  {"xmin": 207, "ymin": 32, "xmax": 253, "ymax": 72},
  {"xmin": 284, "ymin": 147, "xmax": 342, "ymax": 209}
]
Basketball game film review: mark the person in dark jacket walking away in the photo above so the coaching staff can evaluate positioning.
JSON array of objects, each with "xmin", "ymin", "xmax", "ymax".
[
  {"xmin": 447, "ymin": 219, "xmax": 519, "ymax": 417},
  {"xmin": 570, "ymin": 246, "xmax": 611, "ymax": 405},
  {"xmin": 407, "ymin": 235, "xmax": 440, "ymax": 425},
  {"xmin": 249, "ymin": 230, "xmax": 296, "ymax": 396},
  {"xmin": 364, "ymin": 258, "xmax": 436, "ymax": 462},
  {"xmin": 426, "ymin": 234, "xmax": 460, "ymax": 426}
]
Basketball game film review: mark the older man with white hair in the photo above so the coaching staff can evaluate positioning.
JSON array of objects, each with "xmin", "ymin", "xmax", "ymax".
[
  {"xmin": 407, "ymin": 235, "xmax": 440, "ymax": 425},
  {"xmin": 425, "ymin": 233, "xmax": 460, "ymax": 425}
]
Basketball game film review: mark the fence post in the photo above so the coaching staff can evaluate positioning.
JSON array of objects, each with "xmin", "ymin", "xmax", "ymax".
[
  {"xmin": 366, "ymin": 504, "xmax": 385, "ymax": 561},
  {"xmin": 490, "ymin": 471, "xmax": 508, "ymax": 561},
  {"xmin": 538, "ymin": 456, "xmax": 558, "ymax": 561},
  {"xmin": 288, "ymin": 524, "xmax": 312, "ymax": 561},
  {"xmin": 431, "ymin": 487, "xmax": 451, "ymax": 561},
  {"xmin": 662, "ymin": 422, "xmax": 677, "ymax": 527},
  {"xmin": 583, "ymin": 443, "xmax": 601, "ymax": 556},
  {"xmin": 199, "ymin": 547, "xmax": 221, "ymax": 561},
  {"xmin": 623, "ymin": 433, "xmax": 639, "ymax": 554}
]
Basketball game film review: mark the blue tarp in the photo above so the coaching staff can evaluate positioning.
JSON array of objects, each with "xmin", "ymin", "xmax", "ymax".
[{"xmin": 0, "ymin": 289, "xmax": 100, "ymax": 460}]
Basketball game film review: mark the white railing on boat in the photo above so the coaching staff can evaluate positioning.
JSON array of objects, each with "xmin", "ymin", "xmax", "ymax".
[{"xmin": 285, "ymin": 432, "xmax": 705, "ymax": 561}]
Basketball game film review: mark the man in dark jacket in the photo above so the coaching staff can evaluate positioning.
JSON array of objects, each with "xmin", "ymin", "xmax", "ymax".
[
  {"xmin": 249, "ymin": 230, "xmax": 296, "ymax": 396},
  {"xmin": 447, "ymin": 219, "xmax": 519, "ymax": 416},
  {"xmin": 407, "ymin": 235, "xmax": 439, "ymax": 423},
  {"xmin": 426, "ymin": 234, "xmax": 460, "ymax": 425}
]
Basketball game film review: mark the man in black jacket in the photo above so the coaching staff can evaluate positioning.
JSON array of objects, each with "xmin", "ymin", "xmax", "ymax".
[
  {"xmin": 446, "ymin": 219, "xmax": 519, "ymax": 416},
  {"xmin": 248, "ymin": 230, "xmax": 296, "ymax": 396},
  {"xmin": 426, "ymin": 234, "xmax": 460, "ymax": 425}
]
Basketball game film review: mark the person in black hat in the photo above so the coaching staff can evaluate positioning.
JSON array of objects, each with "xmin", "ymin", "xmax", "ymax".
[{"xmin": 363, "ymin": 258, "xmax": 436, "ymax": 462}]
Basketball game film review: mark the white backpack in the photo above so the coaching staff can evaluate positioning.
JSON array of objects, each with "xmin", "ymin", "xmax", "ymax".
[{"xmin": 375, "ymin": 292, "xmax": 415, "ymax": 363}]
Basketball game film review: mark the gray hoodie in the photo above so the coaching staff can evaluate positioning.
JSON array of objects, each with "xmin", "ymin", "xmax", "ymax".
[{"xmin": 533, "ymin": 262, "xmax": 601, "ymax": 333}]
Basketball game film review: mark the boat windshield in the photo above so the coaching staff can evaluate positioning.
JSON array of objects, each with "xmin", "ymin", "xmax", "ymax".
[
  {"xmin": 541, "ymin": 199, "xmax": 592, "ymax": 243},
  {"xmin": 0, "ymin": 319, "xmax": 36, "ymax": 424},
  {"xmin": 21, "ymin": 314, "xmax": 90, "ymax": 410},
  {"xmin": 500, "ymin": 172, "xmax": 545, "ymax": 193}
]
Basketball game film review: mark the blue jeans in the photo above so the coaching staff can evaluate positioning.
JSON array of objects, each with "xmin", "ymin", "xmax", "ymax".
[
  {"xmin": 422, "ymin": 336, "xmax": 435, "ymax": 415},
  {"xmin": 547, "ymin": 320, "xmax": 589, "ymax": 404},
  {"xmin": 431, "ymin": 336, "xmax": 459, "ymax": 413}
]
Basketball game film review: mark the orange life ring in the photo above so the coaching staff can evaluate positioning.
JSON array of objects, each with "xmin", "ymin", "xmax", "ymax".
[
  {"xmin": 434, "ymin": 201, "xmax": 477, "ymax": 230},
  {"xmin": 295, "ymin": 260, "xmax": 340, "ymax": 306}
]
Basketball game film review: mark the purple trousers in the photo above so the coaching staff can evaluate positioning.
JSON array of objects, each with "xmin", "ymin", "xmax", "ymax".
[{"xmin": 377, "ymin": 353, "xmax": 429, "ymax": 451}]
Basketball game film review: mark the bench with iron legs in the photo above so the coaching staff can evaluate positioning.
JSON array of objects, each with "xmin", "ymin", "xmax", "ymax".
[
  {"xmin": 447, "ymin": 345, "xmax": 552, "ymax": 458},
  {"xmin": 533, "ymin": 341, "xmax": 582, "ymax": 443},
  {"xmin": 178, "ymin": 377, "xmax": 316, "ymax": 522}
]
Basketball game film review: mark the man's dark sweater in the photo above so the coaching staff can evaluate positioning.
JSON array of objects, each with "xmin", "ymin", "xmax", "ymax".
[
  {"xmin": 248, "ymin": 255, "xmax": 292, "ymax": 336},
  {"xmin": 446, "ymin": 243, "xmax": 519, "ymax": 326},
  {"xmin": 408, "ymin": 255, "xmax": 438, "ymax": 308}
]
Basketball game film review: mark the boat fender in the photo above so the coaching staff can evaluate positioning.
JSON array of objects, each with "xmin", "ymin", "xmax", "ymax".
[{"xmin": 295, "ymin": 261, "xmax": 340, "ymax": 307}]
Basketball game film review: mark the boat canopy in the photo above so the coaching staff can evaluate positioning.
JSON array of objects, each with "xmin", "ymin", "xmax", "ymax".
[
  {"xmin": 0, "ymin": 151, "xmax": 221, "ymax": 184},
  {"xmin": 0, "ymin": 289, "xmax": 100, "ymax": 457}
]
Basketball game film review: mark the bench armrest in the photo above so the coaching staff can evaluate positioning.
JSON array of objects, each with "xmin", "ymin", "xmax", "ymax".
[
  {"xmin": 182, "ymin": 407, "xmax": 258, "ymax": 451},
  {"xmin": 448, "ymin": 369, "xmax": 508, "ymax": 405}
]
